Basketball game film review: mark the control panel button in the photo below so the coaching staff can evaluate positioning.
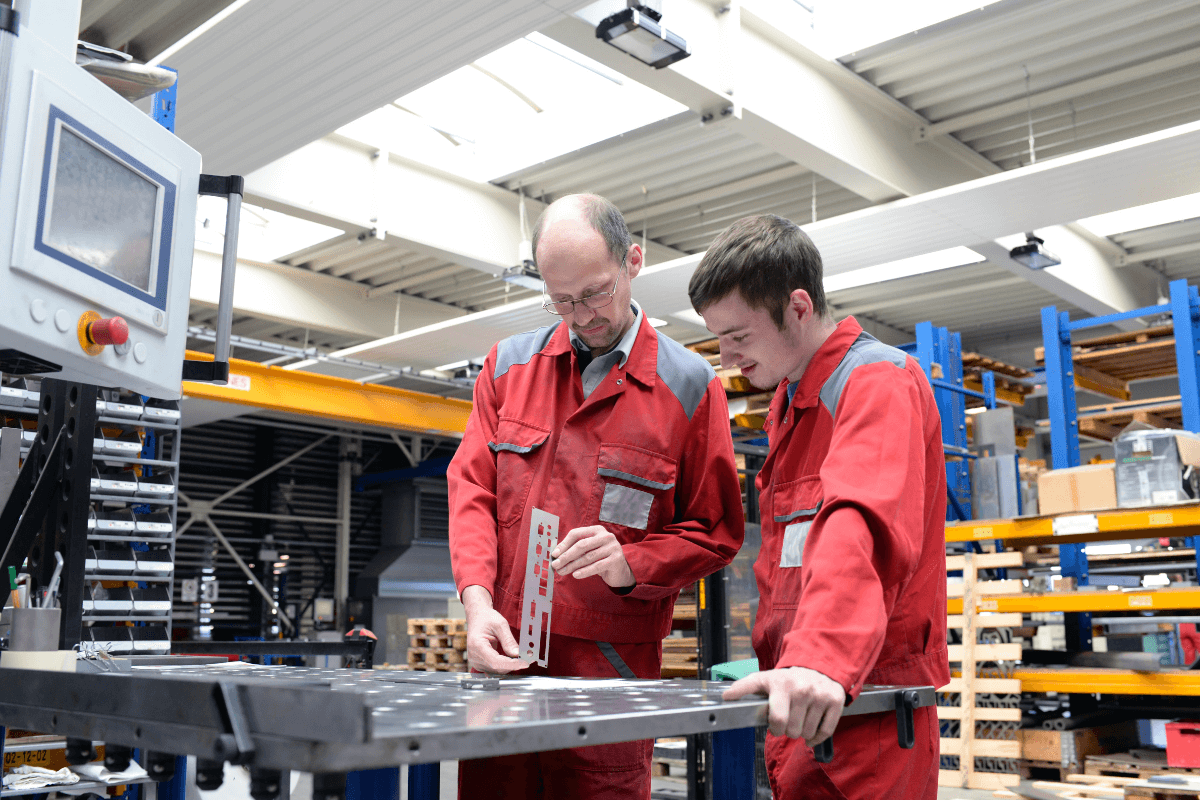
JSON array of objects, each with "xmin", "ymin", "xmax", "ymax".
[
  {"xmin": 54, "ymin": 309, "xmax": 71, "ymax": 332},
  {"xmin": 29, "ymin": 299, "xmax": 47, "ymax": 323},
  {"xmin": 87, "ymin": 317, "xmax": 129, "ymax": 347},
  {"xmin": 133, "ymin": 343, "xmax": 148, "ymax": 363}
]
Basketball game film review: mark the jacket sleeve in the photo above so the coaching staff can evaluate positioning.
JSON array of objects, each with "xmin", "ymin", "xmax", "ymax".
[
  {"xmin": 446, "ymin": 348, "xmax": 502, "ymax": 597},
  {"xmin": 775, "ymin": 364, "xmax": 937, "ymax": 700},
  {"xmin": 621, "ymin": 377, "xmax": 745, "ymax": 601}
]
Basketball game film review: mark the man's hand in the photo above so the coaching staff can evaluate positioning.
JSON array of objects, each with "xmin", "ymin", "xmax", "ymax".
[
  {"xmin": 551, "ymin": 525, "xmax": 634, "ymax": 588},
  {"xmin": 723, "ymin": 666, "xmax": 846, "ymax": 744},
  {"xmin": 461, "ymin": 585, "xmax": 528, "ymax": 674}
]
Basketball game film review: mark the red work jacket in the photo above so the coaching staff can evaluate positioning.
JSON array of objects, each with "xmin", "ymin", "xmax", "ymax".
[
  {"xmin": 448, "ymin": 314, "xmax": 744, "ymax": 644},
  {"xmin": 753, "ymin": 317, "xmax": 950, "ymax": 699}
]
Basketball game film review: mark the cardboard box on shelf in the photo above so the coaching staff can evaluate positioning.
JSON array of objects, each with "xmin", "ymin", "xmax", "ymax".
[
  {"xmin": 1037, "ymin": 463, "xmax": 1117, "ymax": 515},
  {"xmin": 1115, "ymin": 427, "xmax": 1200, "ymax": 508}
]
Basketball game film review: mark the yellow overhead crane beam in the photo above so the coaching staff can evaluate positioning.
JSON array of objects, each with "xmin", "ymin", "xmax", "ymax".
[
  {"xmin": 946, "ymin": 504, "xmax": 1200, "ymax": 546},
  {"xmin": 181, "ymin": 351, "xmax": 472, "ymax": 436}
]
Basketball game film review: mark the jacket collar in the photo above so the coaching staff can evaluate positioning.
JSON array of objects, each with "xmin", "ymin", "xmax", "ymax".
[
  {"xmin": 547, "ymin": 303, "xmax": 659, "ymax": 387},
  {"xmin": 784, "ymin": 316, "xmax": 864, "ymax": 410}
]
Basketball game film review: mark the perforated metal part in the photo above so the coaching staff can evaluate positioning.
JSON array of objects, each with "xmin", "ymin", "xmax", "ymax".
[{"xmin": 520, "ymin": 508, "xmax": 558, "ymax": 667}]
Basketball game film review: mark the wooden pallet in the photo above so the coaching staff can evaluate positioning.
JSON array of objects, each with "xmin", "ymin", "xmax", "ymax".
[
  {"xmin": 941, "ymin": 550, "xmax": 1024, "ymax": 792},
  {"xmin": 407, "ymin": 618, "xmax": 466, "ymax": 636},
  {"xmin": 407, "ymin": 647, "xmax": 466, "ymax": 667},
  {"xmin": 1035, "ymin": 324, "xmax": 1178, "ymax": 403},
  {"xmin": 1086, "ymin": 753, "xmax": 1200, "ymax": 781},
  {"xmin": 1070, "ymin": 396, "xmax": 1184, "ymax": 441},
  {"xmin": 995, "ymin": 772, "xmax": 1200, "ymax": 799},
  {"xmin": 409, "ymin": 633, "xmax": 468, "ymax": 650}
]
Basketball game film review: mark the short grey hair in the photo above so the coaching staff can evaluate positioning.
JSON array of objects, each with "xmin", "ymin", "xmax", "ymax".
[{"xmin": 531, "ymin": 193, "xmax": 632, "ymax": 266}]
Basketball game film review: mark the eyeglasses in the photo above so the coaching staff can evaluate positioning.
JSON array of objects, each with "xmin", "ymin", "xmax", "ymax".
[{"xmin": 542, "ymin": 254, "xmax": 627, "ymax": 316}]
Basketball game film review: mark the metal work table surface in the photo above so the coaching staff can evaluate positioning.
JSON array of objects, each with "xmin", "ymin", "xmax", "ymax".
[{"xmin": 0, "ymin": 663, "xmax": 934, "ymax": 773}]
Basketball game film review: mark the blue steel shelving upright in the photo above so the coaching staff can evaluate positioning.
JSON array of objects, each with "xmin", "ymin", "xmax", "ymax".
[
  {"xmin": 1041, "ymin": 277, "xmax": 1200, "ymax": 651},
  {"xmin": 903, "ymin": 322, "xmax": 1001, "ymax": 522}
]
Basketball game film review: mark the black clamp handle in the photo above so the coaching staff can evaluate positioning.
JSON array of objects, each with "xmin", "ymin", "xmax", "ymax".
[
  {"xmin": 895, "ymin": 689, "xmax": 923, "ymax": 750},
  {"xmin": 813, "ymin": 688, "xmax": 926, "ymax": 764}
]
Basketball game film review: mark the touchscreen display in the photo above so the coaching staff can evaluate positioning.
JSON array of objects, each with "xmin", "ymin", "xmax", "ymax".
[{"xmin": 44, "ymin": 127, "xmax": 158, "ymax": 293}]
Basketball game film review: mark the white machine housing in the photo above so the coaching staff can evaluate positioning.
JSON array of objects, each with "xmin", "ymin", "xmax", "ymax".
[{"xmin": 0, "ymin": 16, "xmax": 200, "ymax": 399}]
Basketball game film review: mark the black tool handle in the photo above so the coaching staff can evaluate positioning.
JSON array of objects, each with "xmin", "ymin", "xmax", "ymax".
[{"xmin": 813, "ymin": 737, "xmax": 834, "ymax": 763}]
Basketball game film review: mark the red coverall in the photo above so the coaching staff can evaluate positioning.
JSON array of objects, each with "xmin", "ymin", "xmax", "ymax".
[
  {"xmin": 448, "ymin": 313, "xmax": 744, "ymax": 799},
  {"xmin": 754, "ymin": 317, "xmax": 950, "ymax": 800}
]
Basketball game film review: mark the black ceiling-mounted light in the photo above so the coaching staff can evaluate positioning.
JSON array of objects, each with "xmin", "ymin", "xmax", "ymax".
[
  {"xmin": 596, "ymin": 2, "xmax": 690, "ymax": 69},
  {"xmin": 1009, "ymin": 232, "xmax": 1061, "ymax": 270}
]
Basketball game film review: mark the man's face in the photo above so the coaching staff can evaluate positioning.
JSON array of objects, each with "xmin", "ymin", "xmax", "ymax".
[
  {"xmin": 538, "ymin": 219, "xmax": 637, "ymax": 354},
  {"xmin": 700, "ymin": 291, "xmax": 805, "ymax": 390}
]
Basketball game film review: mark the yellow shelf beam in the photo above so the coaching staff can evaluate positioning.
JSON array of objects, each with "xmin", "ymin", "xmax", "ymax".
[
  {"xmin": 1014, "ymin": 668, "xmax": 1200, "ymax": 696},
  {"xmin": 946, "ymin": 504, "xmax": 1200, "ymax": 545},
  {"xmin": 949, "ymin": 586, "xmax": 1200, "ymax": 615},
  {"xmin": 181, "ymin": 351, "xmax": 472, "ymax": 437}
]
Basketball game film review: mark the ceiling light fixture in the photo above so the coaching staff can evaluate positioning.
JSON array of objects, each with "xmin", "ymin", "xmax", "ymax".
[
  {"xmin": 501, "ymin": 262, "xmax": 542, "ymax": 291},
  {"xmin": 596, "ymin": 2, "xmax": 690, "ymax": 69},
  {"xmin": 1009, "ymin": 232, "xmax": 1060, "ymax": 270}
]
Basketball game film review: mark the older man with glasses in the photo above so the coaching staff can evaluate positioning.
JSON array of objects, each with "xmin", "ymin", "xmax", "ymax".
[{"xmin": 448, "ymin": 193, "xmax": 744, "ymax": 799}]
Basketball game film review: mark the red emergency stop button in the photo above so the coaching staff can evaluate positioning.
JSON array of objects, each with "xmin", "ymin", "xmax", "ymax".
[
  {"xmin": 88, "ymin": 316, "xmax": 129, "ymax": 346},
  {"xmin": 77, "ymin": 311, "xmax": 129, "ymax": 356}
]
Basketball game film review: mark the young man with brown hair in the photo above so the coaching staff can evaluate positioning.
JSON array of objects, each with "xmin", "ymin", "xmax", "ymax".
[{"xmin": 688, "ymin": 214, "xmax": 949, "ymax": 800}]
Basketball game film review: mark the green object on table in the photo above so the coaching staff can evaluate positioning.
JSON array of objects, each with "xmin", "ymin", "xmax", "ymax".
[{"xmin": 710, "ymin": 658, "xmax": 759, "ymax": 681}]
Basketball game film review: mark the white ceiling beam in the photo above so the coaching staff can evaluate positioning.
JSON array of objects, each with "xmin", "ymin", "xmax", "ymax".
[
  {"xmin": 189, "ymin": 249, "xmax": 466, "ymax": 340},
  {"xmin": 970, "ymin": 229, "xmax": 1161, "ymax": 333},
  {"xmin": 245, "ymin": 134, "xmax": 687, "ymax": 280},
  {"xmin": 336, "ymin": 118, "xmax": 1200, "ymax": 370},
  {"xmin": 166, "ymin": 0, "xmax": 595, "ymax": 175},
  {"xmin": 543, "ymin": 1, "xmax": 996, "ymax": 203},
  {"xmin": 543, "ymin": 1, "xmax": 1164, "ymax": 320},
  {"xmin": 1119, "ymin": 240, "xmax": 1200, "ymax": 264},
  {"xmin": 920, "ymin": 46, "xmax": 1200, "ymax": 139}
]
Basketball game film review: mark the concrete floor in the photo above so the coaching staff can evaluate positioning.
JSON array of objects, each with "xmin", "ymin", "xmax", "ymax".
[{"xmin": 191, "ymin": 760, "xmax": 1002, "ymax": 800}]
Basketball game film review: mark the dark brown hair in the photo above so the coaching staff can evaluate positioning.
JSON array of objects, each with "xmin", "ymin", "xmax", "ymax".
[{"xmin": 688, "ymin": 214, "xmax": 827, "ymax": 328}]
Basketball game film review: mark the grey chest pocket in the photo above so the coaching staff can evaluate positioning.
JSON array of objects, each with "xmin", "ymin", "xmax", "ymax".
[
  {"xmin": 780, "ymin": 521, "xmax": 811, "ymax": 568},
  {"xmin": 599, "ymin": 484, "xmax": 654, "ymax": 530}
]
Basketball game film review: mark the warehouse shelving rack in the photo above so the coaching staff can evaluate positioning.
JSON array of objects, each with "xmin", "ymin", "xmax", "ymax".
[
  {"xmin": 1039, "ymin": 277, "xmax": 1200, "ymax": 651},
  {"xmin": 0, "ymin": 380, "xmax": 181, "ymax": 654}
]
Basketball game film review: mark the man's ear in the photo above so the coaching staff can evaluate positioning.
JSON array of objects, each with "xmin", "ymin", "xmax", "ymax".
[
  {"xmin": 626, "ymin": 244, "xmax": 644, "ymax": 280},
  {"xmin": 788, "ymin": 289, "xmax": 813, "ymax": 325}
]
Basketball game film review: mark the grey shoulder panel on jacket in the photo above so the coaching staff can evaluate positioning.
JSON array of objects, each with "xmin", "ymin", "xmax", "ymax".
[
  {"xmin": 656, "ymin": 331, "xmax": 717, "ymax": 420},
  {"xmin": 495, "ymin": 323, "xmax": 561, "ymax": 379},
  {"xmin": 819, "ymin": 331, "xmax": 909, "ymax": 417}
]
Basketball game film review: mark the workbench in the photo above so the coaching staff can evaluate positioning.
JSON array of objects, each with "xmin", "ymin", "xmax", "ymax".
[{"xmin": 0, "ymin": 662, "xmax": 935, "ymax": 799}]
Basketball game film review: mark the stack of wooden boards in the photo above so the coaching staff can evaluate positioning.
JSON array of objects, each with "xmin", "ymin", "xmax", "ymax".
[
  {"xmin": 1035, "ymin": 324, "xmax": 1183, "ymax": 441},
  {"xmin": 407, "ymin": 617, "xmax": 468, "ymax": 672}
]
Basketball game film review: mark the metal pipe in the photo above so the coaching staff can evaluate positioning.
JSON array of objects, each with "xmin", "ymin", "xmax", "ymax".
[
  {"xmin": 213, "ymin": 191, "xmax": 243, "ymax": 371},
  {"xmin": 203, "ymin": 518, "xmax": 294, "ymax": 634},
  {"xmin": 335, "ymin": 437, "xmax": 357, "ymax": 632}
]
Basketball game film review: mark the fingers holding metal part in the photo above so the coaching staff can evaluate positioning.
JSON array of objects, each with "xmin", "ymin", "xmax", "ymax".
[
  {"xmin": 722, "ymin": 666, "xmax": 845, "ymax": 745},
  {"xmin": 466, "ymin": 608, "xmax": 528, "ymax": 674},
  {"xmin": 551, "ymin": 526, "xmax": 634, "ymax": 588},
  {"xmin": 461, "ymin": 585, "xmax": 527, "ymax": 674}
]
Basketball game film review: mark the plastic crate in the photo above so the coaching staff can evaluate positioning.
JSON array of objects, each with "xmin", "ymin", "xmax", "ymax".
[{"xmin": 1166, "ymin": 720, "xmax": 1200, "ymax": 767}]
